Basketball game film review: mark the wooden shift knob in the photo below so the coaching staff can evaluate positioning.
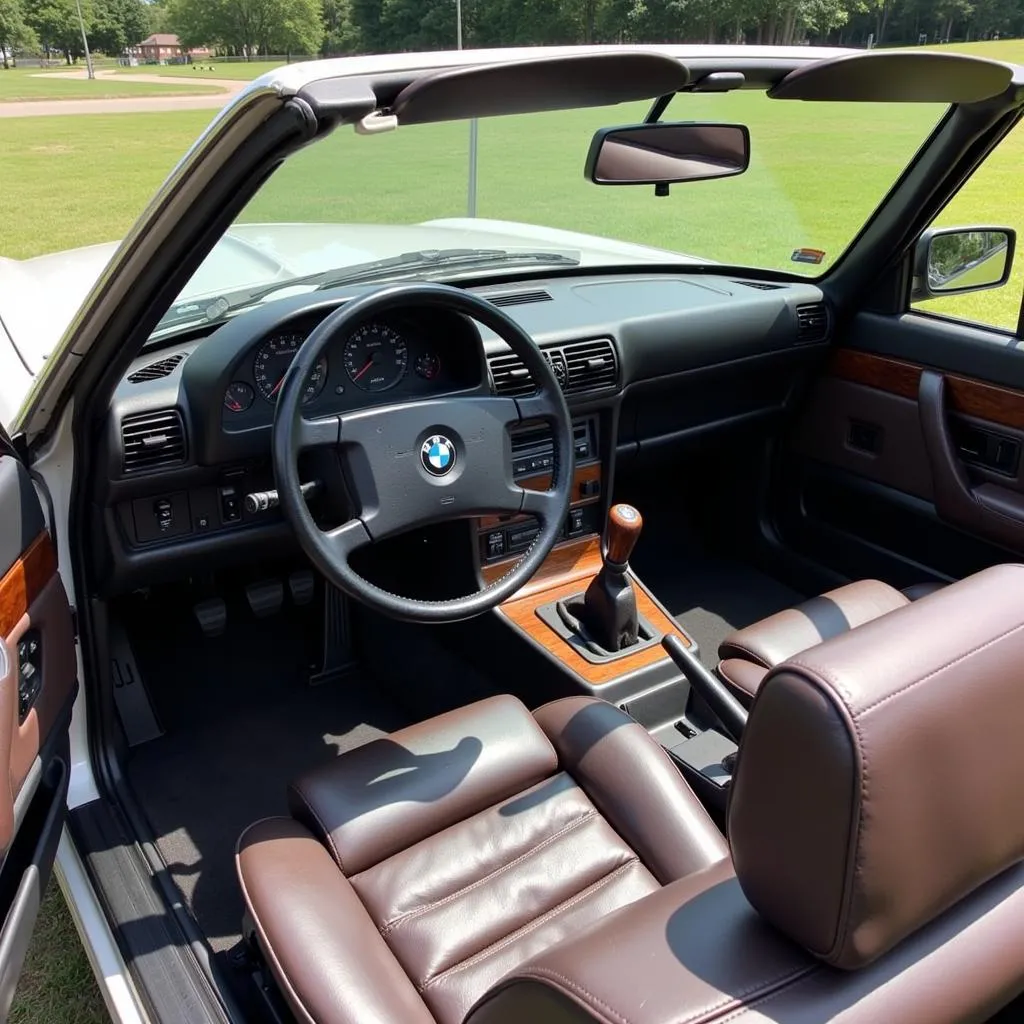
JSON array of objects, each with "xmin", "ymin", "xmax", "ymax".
[{"xmin": 605, "ymin": 503, "xmax": 643, "ymax": 566}]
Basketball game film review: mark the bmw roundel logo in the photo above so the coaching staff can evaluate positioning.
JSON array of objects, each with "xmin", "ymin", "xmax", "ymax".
[{"xmin": 421, "ymin": 434, "xmax": 456, "ymax": 476}]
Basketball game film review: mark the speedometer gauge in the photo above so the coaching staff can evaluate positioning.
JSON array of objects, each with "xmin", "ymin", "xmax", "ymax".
[
  {"xmin": 343, "ymin": 323, "xmax": 408, "ymax": 392},
  {"xmin": 253, "ymin": 333, "xmax": 327, "ymax": 405}
]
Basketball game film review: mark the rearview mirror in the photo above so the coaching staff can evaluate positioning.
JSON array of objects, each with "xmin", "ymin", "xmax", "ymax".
[
  {"xmin": 585, "ymin": 123, "xmax": 750, "ymax": 188},
  {"xmin": 912, "ymin": 227, "xmax": 1015, "ymax": 301}
]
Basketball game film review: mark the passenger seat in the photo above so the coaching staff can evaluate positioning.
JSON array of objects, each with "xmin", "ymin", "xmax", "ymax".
[{"xmin": 716, "ymin": 578, "xmax": 945, "ymax": 705}]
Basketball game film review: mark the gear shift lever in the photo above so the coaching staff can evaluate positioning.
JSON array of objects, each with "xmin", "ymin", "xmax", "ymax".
[{"xmin": 581, "ymin": 504, "xmax": 643, "ymax": 652}]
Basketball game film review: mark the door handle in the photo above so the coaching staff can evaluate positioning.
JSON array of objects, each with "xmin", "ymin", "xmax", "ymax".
[{"xmin": 919, "ymin": 369, "xmax": 1024, "ymax": 547}]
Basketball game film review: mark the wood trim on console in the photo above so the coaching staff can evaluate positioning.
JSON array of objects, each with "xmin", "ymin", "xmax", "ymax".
[
  {"xmin": 484, "ymin": 535, "xmax": 692, "ymax": 685},
  {"xmin": 477, "ymin": 464, "xmax": 602, "ymax": 532},
  {"xmin": 830, "ymin": 349, "xmax": 1024, "ymax": 431},
  {"xmin": 0, "ymin": 532, "xmax": 57, "ymax": 638}
]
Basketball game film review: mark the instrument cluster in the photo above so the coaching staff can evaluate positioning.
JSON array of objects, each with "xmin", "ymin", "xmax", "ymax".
[{"xmin": 219, "ymin": 311, "xmax": 480, "ymax": 430}]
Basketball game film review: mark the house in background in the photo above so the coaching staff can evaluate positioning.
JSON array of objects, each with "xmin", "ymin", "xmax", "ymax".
[{"xmin": 125, "ymin": 34, "xmax": 212, "ymax": 65}]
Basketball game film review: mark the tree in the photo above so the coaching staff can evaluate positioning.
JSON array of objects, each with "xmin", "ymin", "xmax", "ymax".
[
  {"xmin": 26, "ymin": 0, "xmax": 94, "ymax": 63},
  {"xmin": 0, "ymin": 0, "xmax": 39, "ymax": 67},
  {"xmin": 167, "ymin": 0, "xmax": 324, "ymax": 56},
  {"xmin": 322, "ymin": 0, "xmax": 359, "ymax": 52},
  {"xmin": 91, "ymin": 0, "xmax": 151, "ymax": 53}
]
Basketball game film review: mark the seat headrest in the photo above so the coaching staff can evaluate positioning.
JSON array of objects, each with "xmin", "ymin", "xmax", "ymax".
[{"xmin": 727, "ymin": 563, "xmax": 1024, "ymax": 970}]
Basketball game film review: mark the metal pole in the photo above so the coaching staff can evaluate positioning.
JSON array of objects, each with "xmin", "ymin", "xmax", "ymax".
[
  {"xmin": 456, "ymin": 0, "xmax": 479, "ymax": 217},
  {"xmin": 74, "ymin": 0, "xmax": 95, "ymax": 79}
]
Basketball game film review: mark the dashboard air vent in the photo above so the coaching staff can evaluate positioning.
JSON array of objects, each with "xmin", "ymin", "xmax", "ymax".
[
  {"xmin": 795, "ymin": 302, "xmax": 830, "ymax": 343},
  {"xmin": 563, "ymin": 338, "xmax": 618, "ymax": 394},
  {"xmin": 122, "ymin": 409, "xmax": 186, "ymax": 473},
  {"xmin": 488, "ymin": 353, "xmax": 534, "ymax": 397},
  {"xmin": 486, "ymin": 289, "xmax": 553, "ymax": 308},
  {"xmin": 127, "ymin": 353, "xmax": 187, "ymax": 383},
  {"xmin": 734, "ymin": 280, "xmax": 783, "ymax": 291}
]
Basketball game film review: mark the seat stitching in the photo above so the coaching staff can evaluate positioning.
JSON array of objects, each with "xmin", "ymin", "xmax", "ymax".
[
  {"xmin": 379, "ymin": 808, "xmax": 598, "ymax": 935},
  {"xmin": 287, "ymin": 785, "xmax": 346, "ymax": 872},
  {"xmin": 707, "ymin": 965, "xmax": 820, "ymax": 1024},
  {"xmin": 419, "ymin": 858, "xmax": 641, "ymax": 991},
  {"xmin": 515, "ymin": 967, "xmax": 631, "ymax": 1024}
]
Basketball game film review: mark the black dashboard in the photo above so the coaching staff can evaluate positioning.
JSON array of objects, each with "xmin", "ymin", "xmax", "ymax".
[{"xmin": 96, "ymin": 271, "xmax": 831, "ymax": 594}]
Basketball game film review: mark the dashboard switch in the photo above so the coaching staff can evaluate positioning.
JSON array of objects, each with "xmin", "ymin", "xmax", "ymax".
[
  {"xmin": 486, "ymin": 530, "xmax": 506, "ymax": 558},
  {"xmin": 219, "ymin": 486, "xmax": 242, "ymax": 524}
]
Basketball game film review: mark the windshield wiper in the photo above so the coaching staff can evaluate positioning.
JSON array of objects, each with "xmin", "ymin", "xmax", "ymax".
[{"xmin": 155, "ymin": 248, "xmax": 580, "ymax": 333}]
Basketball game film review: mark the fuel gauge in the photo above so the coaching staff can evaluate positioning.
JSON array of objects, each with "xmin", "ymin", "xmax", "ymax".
[
  {"xmin": 224, "ymin": 381, "xmax": 255, "ymax": 413},
  {"xmin": 415, "ymin": 352, "xmax": 441, "ymax": 381}
]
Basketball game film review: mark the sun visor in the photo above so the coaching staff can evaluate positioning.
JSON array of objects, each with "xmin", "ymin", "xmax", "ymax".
[
  {"xmin": 769, "ymin": 51, "xmax": 1012, "ymax": 103},
  {"xmin": 390, "ymin": 52, "xmax": 688, "ymax": 125}
]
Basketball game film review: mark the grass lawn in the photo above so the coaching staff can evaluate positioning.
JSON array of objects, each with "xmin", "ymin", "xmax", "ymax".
[
  {"xmin": 113, "ymin": 60, "xmax": 287, "ymax": 80},
  {"xmin": 9, "ymin": 881, "xmax": 108, "ymax": 1024},
  {"xmin": 4, "ymin": 38, "xmax": 1024, "ymax": 1023},
  {"xmin": 0, "ymin": 67, "xmax": 220, "ymax": 102}
]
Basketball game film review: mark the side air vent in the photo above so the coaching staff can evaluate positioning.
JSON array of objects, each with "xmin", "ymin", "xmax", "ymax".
[
  {"xmin": 488, "ymin": 338, "xmax": 619, "ymax": 397},
  {"xmin": 795, "ymin": 302, "xmax": 830, "ymax": 343},
  {"xmin": 127, "ymin": 353, "xmax": 187, "ymax": 383},
  {"xmin": 122, "ymin": 409, "xmax": 187, "ymax": 473},
  {"xmin": 563, "ymin": 339, "xmax": 618, "ymax": 394},
  {"xmin": 734, "ymin": 280, "xmax": 783, "ymax": 291},
  {"xmin": 486, "ymin": 288, "xmax": 553, "ymax": 308}
]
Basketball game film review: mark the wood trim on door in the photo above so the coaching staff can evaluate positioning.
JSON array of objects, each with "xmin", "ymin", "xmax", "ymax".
[
  {"xmin": 0, "ymin": 533, "xmax": 57, "ymax": 639},
  {"xmin": 830, "ymin": 349, "xmax": 1024, "ymax": 430}
]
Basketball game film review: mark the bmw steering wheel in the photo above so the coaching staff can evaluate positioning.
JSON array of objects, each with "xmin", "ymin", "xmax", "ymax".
[{"xmin": 272, "ymin": 282, "xmax": 574, "ymax": 623}]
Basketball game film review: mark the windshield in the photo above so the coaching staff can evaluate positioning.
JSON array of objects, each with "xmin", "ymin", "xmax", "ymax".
[{"xmin": 161, "ymin": 92, "xmax": 944, "ymax": 333}]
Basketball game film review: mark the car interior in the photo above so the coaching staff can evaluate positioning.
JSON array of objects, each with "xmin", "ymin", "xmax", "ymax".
[{"xmin": 6, "ymin": 44, "xmax": 1024, "ymax": 1024}]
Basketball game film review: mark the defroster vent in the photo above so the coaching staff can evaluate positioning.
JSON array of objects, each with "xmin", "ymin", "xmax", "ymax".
[
  {"xmin": 127, "ymin": 353, "xmax": 187, "ymax": 383},
  {"xmin": 122, "ymin": 409, "xmax": 187, "ymax": 473}
]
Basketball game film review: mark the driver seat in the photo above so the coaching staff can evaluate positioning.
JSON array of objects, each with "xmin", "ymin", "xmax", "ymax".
[
  {"xmin": 237, "ymin": 694, "xmax": 728, "ymax": 1024},
  {"xmin": 238, "ymin": 565, "xmax": 1024, "ymax": 1024}
]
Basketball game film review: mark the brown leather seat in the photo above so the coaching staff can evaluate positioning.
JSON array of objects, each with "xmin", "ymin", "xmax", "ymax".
[
  {"xmin": 716, "ymin": 577, "xmax": 945, "ymax": 705},
  {"xmin": 469, "ymin": 564, "xmax": 1024, "ymax": 1023},
  {"xmin": 238, "ymin": 566, "xmax": 1024, "ymax": 1024},
  {"xmin": 236, "ymin": 694, "xmax": 728, "ymax": 1024}
]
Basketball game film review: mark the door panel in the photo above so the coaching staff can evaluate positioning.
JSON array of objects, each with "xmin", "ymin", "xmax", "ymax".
[
  {"xmin": 781, "ymin": 341, "xmax": 1024, "ymax": 583},
  {"xmin": 0, "ymin": 451, "xmax": 76, "ymax": 1016}
]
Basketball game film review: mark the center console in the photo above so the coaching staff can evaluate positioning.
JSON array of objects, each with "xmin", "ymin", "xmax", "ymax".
[{"xmin": 475, "ymin": 425, "xmax": 742, "ymax": 814}]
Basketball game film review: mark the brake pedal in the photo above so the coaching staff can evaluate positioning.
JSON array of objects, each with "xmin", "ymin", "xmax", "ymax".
[
  {"xmin": 288, "ymin": 570, "xmax": 315, "ymax": 606},
  {"xmin": 246, "ymin": 580, "xmax": 284, "ymax": 619},
  {"xmin": 194, "ymin": 598, "xmax": 227, "ymax": 637}
]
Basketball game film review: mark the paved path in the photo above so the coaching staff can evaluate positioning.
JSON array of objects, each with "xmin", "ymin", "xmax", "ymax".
[{"xmin": 0, "ymin": 70, "xmax": 247, "ymax": 119}]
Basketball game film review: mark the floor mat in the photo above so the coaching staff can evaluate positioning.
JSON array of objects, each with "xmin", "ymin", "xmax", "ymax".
[
  {"xmin": 125, "ymin": 595, "xmax": 408, "ymax": 956},
  {"xmin": 632, "ymin": 546, "xmax": 804, "ymax": 666}
]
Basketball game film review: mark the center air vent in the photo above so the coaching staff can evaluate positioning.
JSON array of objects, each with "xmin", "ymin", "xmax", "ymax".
[
  {"xmin": 485, "ymin": 289, "xmax": 553, "ymax": 308},
  {"xmin": 122, "ymin": 409, "xmax": 187, "ymax": 473},
  {"xmin": 488, "ymin": 338, "xmax": 618, "ymax": 397},
  {"xmin": 127, "ymin": 353, "xmax": 187, "ymax": 383},
  {"xmin": 795, "ymin": 302, "xmax": 830, "ymax": 343}
]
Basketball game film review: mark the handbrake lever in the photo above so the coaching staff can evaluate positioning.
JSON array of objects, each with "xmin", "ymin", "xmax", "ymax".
[{"xmin": 662, "ymin": 634, "xmax": 748, "ymax": 744}]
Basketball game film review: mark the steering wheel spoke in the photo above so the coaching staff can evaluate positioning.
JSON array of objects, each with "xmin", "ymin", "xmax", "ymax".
[
  {"xmin": 514, "ymin": 390, "xmax": 559, "ymax": 425},
  {"xmin": 324, "ymin": 518, "xmax": 372, "ymax": 560},
  {"xmin": 519, "ymin": 485, "xmax": 565, "ymax": 524},
  {"xmin": 298, "ymin": 413, "xmax": 341, "ymax": 450}
]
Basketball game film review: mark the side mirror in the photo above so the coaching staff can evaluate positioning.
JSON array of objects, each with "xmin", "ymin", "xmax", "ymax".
[
  {"xmin": 585, "ymin": 122, "xmax": 750, "ymax": 189},
  {"xmin": 911, "ymin": 227, "xmax": 1015, "ymax": 301}
]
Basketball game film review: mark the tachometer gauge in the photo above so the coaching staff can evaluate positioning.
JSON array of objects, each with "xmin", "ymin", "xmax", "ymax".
[
  {"xmin": 253, "ymin": 333, "xmax": 327, "ymax": 405},
  {"xmin": 343, "ymin": 323, "xmax": 409, "ymax": 392},
  {"xmin": 223, "ymin": 381, "xmax": 255, "ymax": 413},
  {"xmin": 415, "ymin": 352, "xmax": 441, "ymax": 381}
]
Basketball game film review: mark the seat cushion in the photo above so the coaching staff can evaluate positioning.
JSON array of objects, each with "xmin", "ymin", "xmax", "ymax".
[
  {"xmin": 716, "ymin": 578, "xmax": 946, "ymax": 705},
  {"xmin": 238, "ymin": 695, "xmax": 727, "ymax": 1024}
]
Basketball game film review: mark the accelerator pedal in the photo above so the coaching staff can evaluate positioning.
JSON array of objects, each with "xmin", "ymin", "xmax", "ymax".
[{"xmin": 309, "ymin": 580, "xmax": 358, "ymax": 686}]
